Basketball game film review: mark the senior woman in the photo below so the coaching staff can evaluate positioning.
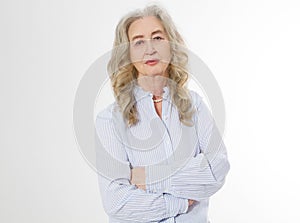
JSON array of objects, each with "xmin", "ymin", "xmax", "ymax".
[{"xmin": 95, "ymin": 5, "xmax": 230, "ymax": 223}]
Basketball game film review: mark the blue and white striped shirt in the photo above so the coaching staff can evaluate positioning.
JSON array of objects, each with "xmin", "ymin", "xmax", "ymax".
[{"xmin": 95, "ymin": 85, "xmax": 230, "ymax": 223}]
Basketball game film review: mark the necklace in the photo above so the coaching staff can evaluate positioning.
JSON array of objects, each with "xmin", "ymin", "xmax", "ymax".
[{"xmin": 153, "ymin": 98, "xmax": 163, "ymax": 103}]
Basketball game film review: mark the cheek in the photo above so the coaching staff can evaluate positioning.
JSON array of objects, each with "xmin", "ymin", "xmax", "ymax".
[
  {"xmin": 130, "ymin": 47, "xmax": 144, "ymax": 64},
  {"xmin": 130, "ymin": 58, "xmax": 144, "ymax": 73},
  {"xmin": 156, "ymin": 44, "xmax": 171, "ymax": 63},
  {"xmin": 132, "ymin": 63, "xmax": 144, "ymax": 72},
  {"xmin": 130, "ymin": 48, "xmax": 146, "ymax": 73}
]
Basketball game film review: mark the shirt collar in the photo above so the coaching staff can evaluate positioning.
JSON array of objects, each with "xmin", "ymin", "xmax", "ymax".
[{"xmin": 133, "ymin": 84, "xmax": 170, "ymax": 102}]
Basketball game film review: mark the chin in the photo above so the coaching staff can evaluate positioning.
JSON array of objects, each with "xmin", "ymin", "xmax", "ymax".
[
  {"xmin": 135, "ymin": 63, "xmax": 169, "ymax": 77},
  {"xmin": 146, "ymin": 71, "xmax": 164, "ymax": 76},
  {"xmin": 143, "ymin": 67, "xmax": 167, "ymax": 77}
]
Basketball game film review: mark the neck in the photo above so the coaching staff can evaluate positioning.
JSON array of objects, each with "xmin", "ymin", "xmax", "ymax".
[{"xmin": 136, "ymin": 74, "xmax": 167, "ymax": 97}]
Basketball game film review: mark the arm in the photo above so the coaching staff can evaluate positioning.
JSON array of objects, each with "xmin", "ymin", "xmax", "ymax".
[
  {"xmin": 95, "ymin": 111, "xmax": 189, "ymax": 222},
  {"xmin": 163, "ymin": 140, "xmax": 229, "ymax": 201},
  {"xmin": 135, "ymin": 92, "xmax": 230, "ymax": 201},
  {"xmin": 130, "ymin": 167, "xmax": 196, "ymax": 207}
]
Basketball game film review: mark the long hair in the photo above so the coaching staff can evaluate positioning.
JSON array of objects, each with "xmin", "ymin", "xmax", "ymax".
[{"xmin": 107, "ymin": 5, "xmax": 195, "ymax": 127}]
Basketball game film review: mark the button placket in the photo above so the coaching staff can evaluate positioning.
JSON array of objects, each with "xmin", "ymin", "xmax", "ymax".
[{"xmin": 161, "ymin": 100, "xmax": 175, "ymax": 163}]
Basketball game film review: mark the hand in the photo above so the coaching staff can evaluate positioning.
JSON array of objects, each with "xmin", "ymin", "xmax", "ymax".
[
  {"xmin": 188, "ymin": 199, "xmax": 195, "ymax": 207},
  {"xmin": 130, "ymin": 166, "xmax": 146, "ymax": 191}
]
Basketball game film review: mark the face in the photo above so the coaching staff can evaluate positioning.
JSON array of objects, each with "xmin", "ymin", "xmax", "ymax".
[{"xmin": 128, "ymin": 16, "xmax": 171, "ymax": 78}]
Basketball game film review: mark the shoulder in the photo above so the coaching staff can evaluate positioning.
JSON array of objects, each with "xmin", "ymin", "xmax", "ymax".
[
  {"xmin": 188, "ymin": 89, "xmax": 204, "ymax": 110},
  {"xmin": 188, "ymin": 89, "xmax": 213, "ymax": 121},
  {"xmin": 95, "ymin": 102, "xmax": 122, "ymax": 124},
  {"xmin": 188, "ymin": 89, "xmax": 214, "ymax": 124}
]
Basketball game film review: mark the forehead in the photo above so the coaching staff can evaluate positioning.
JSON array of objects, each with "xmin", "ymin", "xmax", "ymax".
[{"xmin": 128, "ymin": 16, "xmax": 166, "ymax": 39}]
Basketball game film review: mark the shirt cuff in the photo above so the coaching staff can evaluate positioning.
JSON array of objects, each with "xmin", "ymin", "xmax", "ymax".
[{"xmin": 164, "ymin": 193, "xmax": 188, "ymax": 216}]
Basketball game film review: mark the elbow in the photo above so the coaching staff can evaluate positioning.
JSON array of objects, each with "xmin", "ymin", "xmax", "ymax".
[
  {"xmin": 102, "ymin": 190, "xmax": 130, "ymax": 219},
  {"xmin": 200, "ymin": 177, "xmax": 227, "ymax": 200},
  {"xmin": 102, "ymin": 189, "xmax": 147, "ymax": 221},
  {"xmin": 101, "ymin": 184, "xmax": 129, "ymax": 219},
  {"xmin": 204, "ymin": 159, "xmax": 230, "ymax": 198},
  {"xmin": 103, "ymin": 200, "xmax": 128, "ymax": 220},
  {"xmin": 212, "ymin": 156, "xmax": 230, "ymax": 183},
  {"xmin": 210, "ymin": 159, "xmax": 230, "ymax": 196},
  {"xmin": 102, "ymin": 199, "xmax": 119, "ymax": 217}
]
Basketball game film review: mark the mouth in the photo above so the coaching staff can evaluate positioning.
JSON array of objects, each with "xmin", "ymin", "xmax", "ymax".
[{"xmin": 145, "ymin": 59, "xmax": 159, "ymax": 66}]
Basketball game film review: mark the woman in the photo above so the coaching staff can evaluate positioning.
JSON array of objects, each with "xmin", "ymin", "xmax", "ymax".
[{"xmin": 95, "ymin": 5, "xmax": 230, "ymax": 223}]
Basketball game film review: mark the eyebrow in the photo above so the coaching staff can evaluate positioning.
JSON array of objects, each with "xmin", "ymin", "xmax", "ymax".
[{"xmin": 131, "ymin": 29, "xmax": 164, "ymax": 41}]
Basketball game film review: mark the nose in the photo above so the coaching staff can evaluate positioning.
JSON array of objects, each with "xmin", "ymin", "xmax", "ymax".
[{"xmin": 145, "ymin": 39, "xmax": 156, "ymax": 55}]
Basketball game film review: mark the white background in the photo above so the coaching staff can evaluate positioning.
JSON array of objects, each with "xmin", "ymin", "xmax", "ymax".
[{"xmin": 1, "ymin": 0, "xmax": 300, "ymax": 222}]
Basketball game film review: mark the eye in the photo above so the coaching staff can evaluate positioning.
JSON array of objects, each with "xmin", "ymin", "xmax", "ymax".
[
  {"xmin": 153, "ymin": 36, "xmax": 164, "ymax": 41},
  {"xmin": 134, "ymin": 40, "xmax": 144, "ymax": 46}
]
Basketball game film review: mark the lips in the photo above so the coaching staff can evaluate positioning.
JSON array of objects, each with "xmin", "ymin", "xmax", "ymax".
[{"xmin": 145, "ymin": 59, "xmax": 159, "ymax": 66}]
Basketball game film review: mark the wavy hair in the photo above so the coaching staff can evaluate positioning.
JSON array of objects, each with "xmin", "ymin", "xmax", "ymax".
[{"xmin": 107, "ymin": 5, "xmax": 195, "ymax": 127}]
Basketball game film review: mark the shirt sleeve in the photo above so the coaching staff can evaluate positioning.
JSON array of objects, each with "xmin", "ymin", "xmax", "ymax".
[
  {"xmin": 145, "ymin": 91, "xmax": 230, "ymax": 201},
  {"xmin": 95, "ymin": 110, "xmax": 188, "ymax": 222}
]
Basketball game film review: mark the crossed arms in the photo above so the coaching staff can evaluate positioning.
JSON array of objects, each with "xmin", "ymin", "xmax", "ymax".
[{"xmin": 95, "ymin": 93, "xmax": 230, "ymax": 222}]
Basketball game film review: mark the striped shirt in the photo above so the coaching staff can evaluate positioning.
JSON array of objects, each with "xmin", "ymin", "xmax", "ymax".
[{"xmin": 95, "ymin": 84, "xmax": 230, "ymax": 223}]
